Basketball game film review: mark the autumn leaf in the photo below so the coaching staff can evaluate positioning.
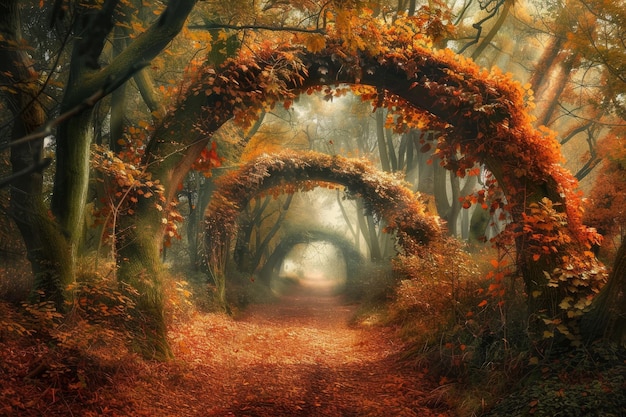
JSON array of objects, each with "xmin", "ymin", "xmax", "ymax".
[{"xmin": 304, "ymin": 34, "xmax": 326, "ymax": 53}]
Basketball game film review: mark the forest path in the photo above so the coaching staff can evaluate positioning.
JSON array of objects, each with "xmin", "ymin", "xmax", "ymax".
[{"xmin": 115, "ymin": 284, "xmax": 452, "ymax": 416}]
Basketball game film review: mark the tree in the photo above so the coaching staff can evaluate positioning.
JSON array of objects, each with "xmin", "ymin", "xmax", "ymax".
[
  {"xmin": 0, "ymin": 0, "xmax": 69, "ymax": 306},
  {"xmin": 582, "ymin": 134, "xmax": 626, "ymax": 344},
  {"xmin": 552, "ymin": 0, "xmax": 626, "ymax": 345},
  {"xmin": 1, "ymin": 0, "xmax": 198, "ymax": 358}
]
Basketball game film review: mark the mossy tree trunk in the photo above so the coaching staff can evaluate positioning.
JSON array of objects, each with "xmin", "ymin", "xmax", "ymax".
[
  {"xmin": 43, "ymin": 0, "xmax": 196, "ymax": 355},
  {"xmin": 3, "ymin": 0, "xmax": 197, "ymax": 356},
  {"xmin": 0, "ymin": 0, "xmax": 72, "ymax": 308},
  {"xmin": 116, "ymin": 203, "xmax": 172, "ymax": 359},
  {"xmin": 115, "ymin": 88, "xmax": 210, "ymax": 359},
  {"xmin": 117, "ymin": 29, "xmax": 243, "ymax": 354},
  {"xmin": 51, "ymin": 0, "xmax": 198, "ymax": 252}
]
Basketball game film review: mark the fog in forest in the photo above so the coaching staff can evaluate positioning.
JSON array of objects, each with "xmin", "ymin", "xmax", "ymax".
[
  {"xmin": 273, "ymin": 241, "xmax": 347, "ymax": 295},
  {"xmin": 2, "ymin": 1, "xmax": 626, "ymax": 416}
]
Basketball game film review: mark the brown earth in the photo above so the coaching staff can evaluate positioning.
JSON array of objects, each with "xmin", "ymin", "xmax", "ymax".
[{"xmin": 1, "ymin": 284, "xmax": 453, "ymax": 416}]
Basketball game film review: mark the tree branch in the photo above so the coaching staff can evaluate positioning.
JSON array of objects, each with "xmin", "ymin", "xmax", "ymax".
[
  {"xmin": 0, "ymin": 64, "xmax": 146, "ymax": 153},
  {"xmin": 458, "ymin": 0, "xmax": 506, "ymax": 55},
  {"xmin": 188, "ymin": 23, "xmax": 325, "ymax": 34},
  {"xmin": 0, "ymin": 158, "xmax": 51, "ymax": 189},
  {"xmin": 62, "ymin": 0, "xmax": 197, "ymax": 109}
]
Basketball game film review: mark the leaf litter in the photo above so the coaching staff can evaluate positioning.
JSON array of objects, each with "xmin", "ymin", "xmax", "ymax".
[{"xmin": 0, "ymin": 285, "xmax": 452, "ymax": 416}]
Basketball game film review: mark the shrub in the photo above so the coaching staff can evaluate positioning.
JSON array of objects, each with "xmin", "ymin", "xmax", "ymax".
[{"xmin": 485, "ymin": 343, "xmax": 626, "ymax": 417}]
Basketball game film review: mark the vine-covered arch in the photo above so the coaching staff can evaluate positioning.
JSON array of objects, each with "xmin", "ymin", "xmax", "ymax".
[
  {"xmin": 204, "ymin": 150, "xmax": 443, "ymax": 274},
  {"xmin": 180, "ymin": 34, "xmax": 589, "ymax": 244},
  {"xmin": 158, "ymin": 24, "xmax": 606, "ymax": 329},
  {"xmin": 255, "ymin": 228, "xmax": 365, "ymax": 288}
]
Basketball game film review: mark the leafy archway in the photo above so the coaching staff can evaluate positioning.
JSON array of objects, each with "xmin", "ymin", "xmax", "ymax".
[
  {"xmin": 204, "ymin": 150, "xmax": 442, "ymax": 277},
  {"xmin": 182, "ymin": 37, "xmax": 605, "ymax": 334},
  {"xmin": 135, "ymin": 20, "xmax": 608, "ymax": 352},
  {"xmin": 255, "ymin": 229, "xmax": 365, "ymax": 289}
]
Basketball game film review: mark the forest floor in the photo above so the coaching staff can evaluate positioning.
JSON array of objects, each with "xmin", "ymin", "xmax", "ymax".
[{"xmin": 1, "ymin": 283, "xmax": 453, "ymax": 417}]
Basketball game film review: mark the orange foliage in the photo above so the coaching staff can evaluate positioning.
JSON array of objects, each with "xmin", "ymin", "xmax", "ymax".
[
  {"xmin": 191, "ymin": 141, "xmax": 222, "ymax": 176},
  {"xmin": 584, "ymin": 133, "xmax": 626, "ymax": 248},
  {"xmin": 168, "ymin": 6, "xmax": 606, "ymax": 330}
]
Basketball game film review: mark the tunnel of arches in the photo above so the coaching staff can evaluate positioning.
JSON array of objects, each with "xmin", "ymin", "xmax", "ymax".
[
  {"xmin": 190, "ymin": 35, "xmax": 605, "ymax": 323},
  {"xmin": 274, "ymin": 241, "xmax": 348, "ymax": 294},
  {"xmin": 203, "ymin": 150, "xmax": 444, "ymax": 300},
  {"xmin": 259, "ymin": 230, "xmax": 364, "ymax": 297}
]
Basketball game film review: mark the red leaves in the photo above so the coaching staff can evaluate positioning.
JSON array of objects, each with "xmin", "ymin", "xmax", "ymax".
[{"xmin": 191, "ymin": 141, "xmax": 222, "ymax": 177}]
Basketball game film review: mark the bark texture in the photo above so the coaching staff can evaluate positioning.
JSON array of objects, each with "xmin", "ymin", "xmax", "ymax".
[{"xmin": 0, "ymin": 0, "xmax": 72, "ymax": 307}]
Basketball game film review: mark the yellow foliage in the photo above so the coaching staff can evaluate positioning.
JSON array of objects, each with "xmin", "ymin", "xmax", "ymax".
[{"xmin": 304, "ymin": 34, "xmax": 326, "ymax": 53}]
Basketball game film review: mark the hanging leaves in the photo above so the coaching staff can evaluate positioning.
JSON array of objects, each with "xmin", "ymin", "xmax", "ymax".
[{"xmin": 191, "ymin": 141, "xmax": 222, "ymax": 177}]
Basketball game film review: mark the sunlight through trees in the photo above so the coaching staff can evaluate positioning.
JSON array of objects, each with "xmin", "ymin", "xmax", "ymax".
[{"xmin": 2, "ymin": 1, "xmax": 626, "ymax": 415}]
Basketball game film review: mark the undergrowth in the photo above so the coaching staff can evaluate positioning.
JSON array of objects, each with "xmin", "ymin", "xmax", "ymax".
[
  {"xmin": 486, "ymin": 342, "xmax": 626, "ymax": 417},
  {"xmin": 0, "ymin": 263, "xmax": 143, "ymax": 415},
  {"xmin": 386, "ymin": 240, "xmax": 626, "ymax": 417}
]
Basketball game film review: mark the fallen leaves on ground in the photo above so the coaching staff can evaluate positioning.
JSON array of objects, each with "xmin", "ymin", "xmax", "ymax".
[{"xmin": 0, "ymin": 286, "xmax": 453, "ymax": 416}]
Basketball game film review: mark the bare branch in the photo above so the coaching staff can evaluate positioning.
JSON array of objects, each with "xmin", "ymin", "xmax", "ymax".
[
  {"xmin": 0, "ymin": 158, "xmax": 51, "ymax": 189},
  {"xmin": 188, "ymin": 23, "xmax": 325, "ymax": 34},
  {"xmin": 458, "ymin": 0, "xmax": 506, "ymax": 55},
  {"xmin": 0, "ymin": 63, "xmax": 147, "ymax": 153}
]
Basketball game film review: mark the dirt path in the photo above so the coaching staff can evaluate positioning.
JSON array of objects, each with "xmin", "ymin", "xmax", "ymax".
[
  {"xmin": 118, "ymin": 284, "xmax": 451, "ymax": 417},
  {"xmin": 0, "ymin": 284, "xmax": 453, "ymax": 416}
]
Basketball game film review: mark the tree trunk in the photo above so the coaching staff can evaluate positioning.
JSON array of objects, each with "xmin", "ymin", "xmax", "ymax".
[
  {"xmin": 469, "ymin": 204, "xmax": 490, "ymax": 242},
  {"xmin": 461, "ymin": 207, "xmax": 470, "ymax": 240},
  {"xmin": 448, "ymin": 170, "xmax": 461, "ymax": 236},
  {"xmin": 110, "ymin": 27, "xmax": 128, "ymax": 153},
  {"xmin": 415, "ymin": 132, "xmax": 433, "ymax": 193},
  {"xmin": 336, "ymin": 190, "xmax": 359, "ymax": 247},
  {"xmin": 582, "ymin": 241, "xmax": 626, "ymax": 346},
  {"xmin": 116, "ymin": 208, "xmax": 172, "ymax": 359},
  {"xmin": 366, "ymin": 213, "xmax": 382, "ymax": 261},
  {"xmin": 537, "ymin": 54, "xmax": 579, "ymax": 127},
  {"xmin": 53, "ymin": 110, "xmax": 95, "ymax": 266},
  {"xmin": 459, "ymin": 173, "xmax": 477, "ymax": 239},
  {"xmin": 433, "ymin": 162, "xmax": 451, "ymax": 221},
  {"xmin": 51, "ymin": 0, "xmax": 198, "ymax": 253},
  {"xmin": 0, "ymin": 0, "xmax": 72, "ymax": 307},
  {"xmin": 50, "ymin": 0, "xmax": 196, "ymax": 358},
  {"xmin": 249, "ymin": 194, "xmax": 293, "ymax": 275},
  {"xmin": 385, "ymin": 127, "xmax": 398, "ymax": 171},
  {"xmin": 397, "ymin": 133, "xmax": 408, "ymax": 172},
  {"xmin": 234, "ymin": 198, "xmax": 263, "ymax": 272},
  {"xmin": 376, "ymin": 108, "xmax": 391, "ymax": 172}
]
